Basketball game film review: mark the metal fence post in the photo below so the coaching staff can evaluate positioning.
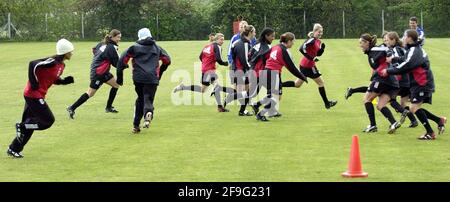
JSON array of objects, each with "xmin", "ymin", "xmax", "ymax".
[
  {"xmin": 303, "ymin": 10, "xmax": 306, "ymax": 38},
  {"xmin": 8, "ymin": 12, "xmax": 11, "ymax": 39},
  {"xmin": 382, "ymin": 9, "xmax": 385, "ymax": 35},
  {"xmin": 81, "ymin": 12, "xmax": 85, "ymax": 39},
  {"xmin": 342, "ymin": 10, "xmax": 345, "ymax": 38}
]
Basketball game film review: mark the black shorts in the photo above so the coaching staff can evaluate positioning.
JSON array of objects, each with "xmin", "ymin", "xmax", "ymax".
[
  {"xmin": 397, "ymin": 87, "xmax": 411, "ymax": 98},
  {"xmin": 230, "ymin": 69, "xmax": 250, "ymax": 85},
  {"xmin": 260, "ymin": 69, "xmax": 282, "ymax": 96},
  {"xmin": 410, "ymin": 86, "xmax": 432, "ymax": 104},
  {"xmin": 300, "ymin": 66, "xmax": 322, "ymax": 79},
  {"xmin": 90, "ymin": 72, "xmax": 114, "ymax": 89},
  {"xmin": 201, "ymin": 72, "xmax": 218, "ymax": 86},
  {"xmin": 367, "ymin": 81, "xmax": 399, "ymax": 96}
]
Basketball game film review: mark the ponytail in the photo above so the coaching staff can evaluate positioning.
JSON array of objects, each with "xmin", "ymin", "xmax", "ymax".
[
  {"xmin": 386, "ymin": 31, "xmax": 402, "ymax": 47},
  {"xmin": 280, "ymin": 32, "xmax": 295, "ymax": 43},
  {"xmin": 213, "ymin": 33, "xmax": 224, "ymax": 42},
  {"xmin": 240, "ymin": 25, "xmax": 255, "ymax": 39},
  {"xmin": 102, "ymin": 29, "xmax": 121, "ymax": 44},
  {"xmin": 258, "ymin": 27, "xmax": 275, "ymax": 44},
  {"xmin": 360, "ymin": 33, "xmax": 377, "ymax": 48},
  {"xmin": 308, "ymin": 23, "xmax": 323, "ymax": 38}
]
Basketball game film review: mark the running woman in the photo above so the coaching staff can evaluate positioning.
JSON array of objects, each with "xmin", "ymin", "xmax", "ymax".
[
  {"xmin": 7, "ymin": 39, "xmax": 75, "ymax": 158},
  {"xmin": 227, "ymin": 20, "xmax": 257, "ymax": 65},
  {"xmin": 344, "ymin": 31, "xmax": 389, "ymax": 100},
  {"xmin": 384, "ymin": 31, "xmax": 418, "ymax": 128},
  {"xmin": 173, "ymin": 33, "xmax": 232, "ymax": 112},
  {"xmin": 382, "ymin": 30, "xmax": 446, "ymax": 140},
  {"xmin": 359, "ymin": 33, "xmax": 401, "ymax": 134},
  {"xmin": 282, "ymin": 23, "xmax": 337, "ymax": 109},
  {"xmin": 224, "ymin": 28, "xmax": 276, "ymax": 115},
  {"xmin": 225, "ymin": 25, "xmax": 257, "ymax": 116},
  {"xmin": 254, "ymin": 32, "xmax": 308, "ymax": 121},
  {"xmin": 117, "ymin": 28, "xmax": 171, "ymax": 133},
  {"xmin": 67, "ymin": 29, "xmax": 122, "ymax": 119}
]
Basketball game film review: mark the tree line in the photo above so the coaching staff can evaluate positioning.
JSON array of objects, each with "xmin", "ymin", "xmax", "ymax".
[{"xmin": 0, "ymin": 0, "xmax": 448, "ymax": 41}]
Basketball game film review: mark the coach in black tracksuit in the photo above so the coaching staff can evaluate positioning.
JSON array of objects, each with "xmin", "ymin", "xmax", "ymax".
[
  {"xmin": 67, "ymin": 29, "xmax": 122, "ymax": 118},
  {"xmin": 7, "ymin": 39, "xmax": 75, "ymax": 158},
  {"xmin": 117, "ymin": 28, "xmax": 171, "ymax": 133},
  {"xmin": 383, "ymin": 29, "xmax": 445, "ymax": 140}
]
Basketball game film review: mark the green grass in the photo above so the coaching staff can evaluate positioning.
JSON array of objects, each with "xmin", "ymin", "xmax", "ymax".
[{"xmin": 0, "ymin": 39, "xmax": 449, "ymax": 182}]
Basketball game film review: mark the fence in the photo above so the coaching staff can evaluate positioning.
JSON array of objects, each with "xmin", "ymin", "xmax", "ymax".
[{"xmin": 0, "ymin": 9, "xmax": 443, "ymax": 41}]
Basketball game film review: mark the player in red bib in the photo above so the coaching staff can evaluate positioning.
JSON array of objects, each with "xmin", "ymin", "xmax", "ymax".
[
  {"xmin": 7, "ymin": 39, "xmax": 75, "ymax": 158},
  {"xmin": 282, "ymin": 23, "xmax": 337, "ymax": 109},
  {"xmin": 173, "ymin": 33, "xmax": 233, "ymax": 112},
  {"xmin": 253, "ymin": 32, "xmax": 307, "ymax": 121}
]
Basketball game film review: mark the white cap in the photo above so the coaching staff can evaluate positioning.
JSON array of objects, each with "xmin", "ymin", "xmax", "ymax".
[
  {"xmin": 138, "ymin": 28, "xmax": 152, "ymax": 40},
  {"xmin": 56, "ymin": 39, "xmax": 74, "ymax": 55}
]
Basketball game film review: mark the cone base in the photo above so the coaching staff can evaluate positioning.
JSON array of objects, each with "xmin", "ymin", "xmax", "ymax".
[{"xmin": 341, "ymin": 171, "xmax": 368, "ymax": 178}]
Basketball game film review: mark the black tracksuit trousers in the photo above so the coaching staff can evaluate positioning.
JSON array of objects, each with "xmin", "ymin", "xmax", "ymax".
[
  {"xmin": 9, "ymin": 97, "xmax": 55, "ymax": 152},
  {"xmin": 133, "ymin": 82, "xmax": 158, "ymax": 128}
]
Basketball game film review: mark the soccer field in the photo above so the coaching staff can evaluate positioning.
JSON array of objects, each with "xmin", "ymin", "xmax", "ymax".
[{"xmin": 0, "ymin": 39, "xmax": 449, "ymax": 182}]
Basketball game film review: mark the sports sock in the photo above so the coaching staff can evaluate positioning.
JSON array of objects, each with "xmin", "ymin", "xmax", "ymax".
[
  {"xmin": 415, "ymin": 109, "xmax": 434, "ymax": 133},
  {"xmin": 71, "ymin": 93, "xmax": 90, "ymax": 110},
  {"xmin": 421, "ymin": 108, "xmax": 441, "ymax": 125},
  {"xmin": 318, "ymin": 87, "xmax": 329, "ymax": 105},
  {"xmin": 380, "ymin": 107, "xmax": 396, "ymax": 124},
  {"xmin": 365, "ymin": 102, "xmax": 376, "ymax": 126},
  {"xmin": 404, "ymin": 106, "xmax": 417, "ymax": 123},
  {"xmin": 282, "ymin": 81, "xmax": 295, "ymax": 87},
  {"xmin": 390, "ymin": 99, "xmax": 404, "ymax": 113},
  {"xmin": 106, "ymin": 87, "xmax": 118, "ymax": 108}
]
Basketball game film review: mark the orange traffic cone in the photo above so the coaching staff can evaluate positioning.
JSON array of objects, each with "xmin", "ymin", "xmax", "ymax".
[{"xmin": 342, "ymin": 135, "xmax": 368, "ymax": 178}]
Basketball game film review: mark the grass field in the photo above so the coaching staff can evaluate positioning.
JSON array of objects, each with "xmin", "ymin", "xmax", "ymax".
[{"xmin": 0, "ymin": 38, "xmax": 449, "ymax": 182}]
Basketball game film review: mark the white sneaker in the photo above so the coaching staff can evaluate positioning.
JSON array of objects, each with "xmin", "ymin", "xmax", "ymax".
[
  {"xmin": 363, "ymin": 125, "xmax": 378, "ymax": 133},
  {"xmin": 388, "ymin": 122, "xmax": 401, "ymax": 134},
  {"xmin": 143, "ymin": 112, "xmax": 153, "ymax": 128},
  {"xmin": 7, "ymin": 148, "xmax": 23, "ymax": 158}
]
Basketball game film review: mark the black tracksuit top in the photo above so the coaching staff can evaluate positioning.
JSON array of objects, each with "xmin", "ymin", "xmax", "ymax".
[
  {"xmin": 90, "ymin": 39, "xmax": 119, "ymax": 79},
  {"xmin": 387, "ymin": 43, "xmax": 434, "ymax": 91},
  {"xmin": 117, "ymin": 37, "xmax": 171, "ymax": 85},
  {"xmin": 366, "ymin": 45, "xmax": 399, "ymax": 88}
]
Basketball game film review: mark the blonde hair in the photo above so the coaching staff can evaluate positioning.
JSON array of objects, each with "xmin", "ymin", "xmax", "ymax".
[
  {"xmin": 239, "ymin": 21, "xmax": 248, "ymax": 28},
  {"xmin": 241, "ymin": 25, "xmax": 255, "ymax": 38},
  {"xmin": 307, "ymin": 23, "xmax": 323, "ymax": 38},
  {"xmin": 214, "ymin": 33, "xmax": 224, "ymax": 41}
]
